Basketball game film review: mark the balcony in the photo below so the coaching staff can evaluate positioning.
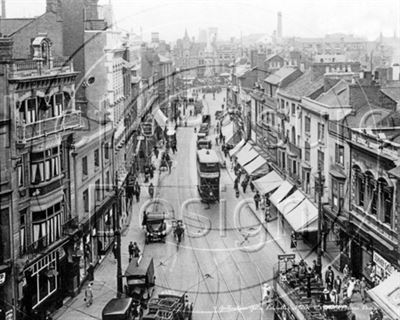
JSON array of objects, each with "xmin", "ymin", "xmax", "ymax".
[
  {"xmin": 29, "ymin": 176, "xmax": 63, "ymax": 197},
  {"xmin": 287, "ymin": 140, "xmax": 302, "ymax": 159},
  {"xmin": 62, "ymin": 216, "xmax": 80, "ymax": 237},
  {"xmin": 24, "ymin": 235, "xmax": 49, "ymax": 256},
  {"xmin": 9, "ymin": 57, "xmax": 74, "ymax": 79},
  {"xmin": 16, "ymin": 110, "xmax": 82, "ymax": 143}
]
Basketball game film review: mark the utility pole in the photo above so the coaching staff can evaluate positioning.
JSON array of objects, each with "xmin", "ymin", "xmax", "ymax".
[
  {"xmin": 317, "ymin": 167, "xmax": 324, "ymax": 273},
  {"xmin": 114, "ymin": 173, "xmax": 123, "ymax": 298}
]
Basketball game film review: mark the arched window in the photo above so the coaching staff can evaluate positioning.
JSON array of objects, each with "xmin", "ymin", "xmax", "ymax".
[
  {"xmin": 378, "ymin": 178, "xmax": 393, "ymax": 226},
  {"xmin": 365, "ymin": 172, "xmax": 377, "ymax": 216},
  {"xmin": 353, "ymin": 166, "xmax": 364, "ymax": 207},
  {"xmin": 291, "ymin": 127, "xmax": 296, "ymax": 144}
]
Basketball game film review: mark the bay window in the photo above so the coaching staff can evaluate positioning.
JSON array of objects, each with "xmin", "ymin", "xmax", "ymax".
[
  {"xmin": 30, "ymin": 147, "xmax": 61, "ymax": 185},
  {"xmin": 32, "ymin": 202, "xmax": 62, "ymax": 249}
]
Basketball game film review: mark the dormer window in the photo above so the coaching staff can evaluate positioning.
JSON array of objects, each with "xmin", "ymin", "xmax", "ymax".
[{"xmin": 32, "ymin": 36, "xmax": 52, "ymax": 66}]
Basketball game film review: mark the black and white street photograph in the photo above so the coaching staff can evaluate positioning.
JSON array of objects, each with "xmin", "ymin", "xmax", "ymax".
[{"xmin": 0, "ymin": 0, "xmax": 399, "ymax": 319}]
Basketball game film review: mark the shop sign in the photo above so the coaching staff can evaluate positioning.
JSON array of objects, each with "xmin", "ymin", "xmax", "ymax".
[
  {"xmin": 373, "ymin": 252, "xmax": 394, "ymax": 278},
  {"xmin": 0, "ymin": 272, "xmax": 5, "ymax": 285}
]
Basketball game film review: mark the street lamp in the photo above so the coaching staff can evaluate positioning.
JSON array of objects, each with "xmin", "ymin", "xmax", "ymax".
[
  {"xmin": 114, "ymin": 173, "xmax": 123, "ymax": 298},
  {"xmin": 316, "ymin": 167, "xmax": 325, "ymax": 276}
]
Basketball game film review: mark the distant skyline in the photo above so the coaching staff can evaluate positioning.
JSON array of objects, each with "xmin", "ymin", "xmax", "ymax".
[{"xmin": 3, "ymin": 0, "xmax": 400, "ymax": 43}]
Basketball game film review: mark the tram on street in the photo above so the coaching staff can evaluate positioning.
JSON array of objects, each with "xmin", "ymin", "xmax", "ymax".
[{"xmin": 196, "ymin": 149, "xmax": 220, "ymax": 202}]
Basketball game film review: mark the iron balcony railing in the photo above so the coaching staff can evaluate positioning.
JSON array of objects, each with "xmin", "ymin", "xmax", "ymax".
[{"xmin": 16, "ymin": 110, "xmax": 82, "ymax": 143}]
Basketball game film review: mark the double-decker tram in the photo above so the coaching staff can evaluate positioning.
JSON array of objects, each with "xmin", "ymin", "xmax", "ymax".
[{"xmin": 196, "ymin": 149, "xmax": 220, "ymax": 202}]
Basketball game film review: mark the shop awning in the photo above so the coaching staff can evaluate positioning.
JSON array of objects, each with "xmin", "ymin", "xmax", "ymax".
[
  {"xmin": 368, "ymin": 271, "xmax": 400, "ymax": 320},
  {"xmin": 152, "ymin": 107, "xmax": 168, "ymax": 128},
  {"xmin": 285, "ymin": 197, "xmax": 318, "ymax": 232},
  {"xmin": 277, "ymin": 190, "xmax": 305, "ymax": 216},
  {"xmin": 270, "ymin": 181, "xmax": 295, "ymax": 208},
  {"xmin": 253, "ymin": 170, "xmax": 283, "ymax": 195},
  {"xmin": 243, "ymin": 155, "xmax": 268, "ymax": 175},
  {"xmin": 221, "ymin": 122, "xmax": 234, "ymax": 143},
  {"xmin": 229, "ymin": 139, "xmax": 246, "ymax": 157},
  {"xmin": 237, "ymin": 145, "xmax": 259, "ymax": 167}
]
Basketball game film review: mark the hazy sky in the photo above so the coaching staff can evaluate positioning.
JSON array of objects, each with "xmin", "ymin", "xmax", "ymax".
[{"xmin": 5, "ymin": 0, "xmax": 400, "ymax": 42}]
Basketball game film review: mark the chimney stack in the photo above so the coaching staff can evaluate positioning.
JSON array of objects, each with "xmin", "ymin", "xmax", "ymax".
[{"xmin": 277, "ymin": 12, "xmax": 282, "ymax": 40}]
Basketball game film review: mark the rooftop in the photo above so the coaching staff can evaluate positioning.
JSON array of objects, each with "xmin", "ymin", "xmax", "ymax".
[
  {"xmin": 279, "ymin": 69, "xmax": 324, "ymax": 99},
  {"xmin": 264, "ymin": 66, "xmax": 299, "ymax": 85}
]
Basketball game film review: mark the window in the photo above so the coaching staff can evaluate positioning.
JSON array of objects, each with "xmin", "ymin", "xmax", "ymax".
[
  {"xmin": 82, "ymin": 156, "xmax": 88, "ymax": 178},
  {"xmin": 95, "ymin": 179, "xmax": 101, "ymax": 201},
  {"xmin": 30, "ymin": 148, "xmax": 61, "ymax": 185},
  {"xmin": 318, "ymin": 123, "xmax": 325, "ymax": 142},
  {"xmin": 32, "ymin": 203, "xmax": 62, "ymax": 249},
  {"xmin": 382, "ymin": 185, "xmax": 393, "ymax": 225},
  {"xmin": 317, "ymin": 150, "xmax": 324, "ymax": 170},
  {"xmin": 305, "ymin": 116, "xmax": 311, "ymax": 134},
  {"xmin": 365, "ymin": 173, "xmax": 376, "ymax": 215},
  {"xmin": 83, "ymin": 189, "xmax": 89, "ymax": 212},
  {"xmin": 304, "ymin": 142, "xmax": 310, "ymax": 162},
  {"xmin": 19, "ymin": 209, "xmax": 26, "ymax": 255},
  {"xmin": 17, "ymin": 163, "xmax": 24, "ymax": 187},
  {"xmin": 355, "ymin": 169, "xmax": 365, "ymax": 207},
  {"xmin": 53, "ymin": 93, "xmax": 63, "ymax": 117},
  {"xmin": 303, "ymin": 169, "xmax": 311, "ymax": 194},
  {"xmin": 104, "ymin": 143, "xmax": 109, "ymax": 160},
  {"xmin": 0, "ymin": 208, "xmax": 10, "ymax": 261},
  {"xmin": 291, "ymin": 103, "xmax": 296, "ymax": 116},
  {"xmin": 292, "ymin": 160, "xmax": 297, "ymax": 175},
  {"xmin": 332, "ymin": 179, "xmax": 344, "ymax": 211},
  {"xmin": 94, "ymin": 149, "xmax": 99, "ymax": 168},
  {"xmin": 335, "ymin": 144, "xmax": 344, "ymax": 165}
]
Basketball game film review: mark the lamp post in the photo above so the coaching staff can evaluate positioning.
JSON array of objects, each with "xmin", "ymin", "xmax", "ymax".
[
  {"xmin": 114, "ymin": 173, "xmax": 123, "ymax": 298},
  {"xmin": 317, "ymin": 167, "xmax": 324, "ymax": 274}
]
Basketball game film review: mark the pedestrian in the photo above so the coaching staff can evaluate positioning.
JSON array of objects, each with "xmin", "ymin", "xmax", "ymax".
[
  {"xmin": 149, "ymin": 165, "xmax": 154, "ymax": 179},
  {"xmin": 167, "ymin": 159, "xmax": 172, "ymax": 174},
  {"xmin": 148, "ymin": 183, "xmax": 154, "ymax": 198},
  {"xmin": 360, "ymin": 277, "xmax": 367, "ymax": 304},
  {"xmin": 334, "ymin": 275, "xmax": 342, "ymax": 294},
  {"xmin": 250, "ymin": 179, "xmax": 255, "ymax": 192},
  {"xmin": 215, "ymin": 136, "xmax": 219, "ymax": 146},
  {"xmin": 241, "ymin": 179, "xmax": 248, "ymax": 193},
  {"xmin": 320, "ymin": 288, "xmax": 331, "ymax": 305},
  {"xmin": 346, "ymin": 277, "xmax": 356, "ymax": 302},
  {"xmin": 128, "ymin": 241, "xmax": 134, "ymax": 260},
  {"xmin": 135, "ymin": 183, "xmax": 141, "ymax": 202},
  {"xmin": 330, "ymin": 289, "xmax": 339, "ymax": 305},
  {"xmin": 132, "ymin": 242, "xmax": 140, "ymax": 257},
  {"xmin": 234, "ymin": 178, "xmax": 239, "ymax": 190},
  {"xmin": 342, "ymin": 264, "xmax": 350, "ymax": 282},
  {"xmin": 290, "ymin": 231, "xmax": 297, "ymax": 248},
  {"xmin": 154, "ymin": 146, "xmax": 159, "ymax": 159},
  {"xmin": 235, "ymin": 189, "xmax": 240, "ymax": 198},
  {"xmin": 142, "ymin": 211, "xmax": 148, "ymax": 229},
  {"xmin": 112, "ymin": 242, "xmax": 118, "ymax": 262},
  {"xmin": 223, "ymin": 145, "xmax": 229, "ymax": 158},
  {"xmin": 85, "ymin": 283, "xmax": 93, "ymax": 307},
  {"xmin": 45, "ymin": 310, "xmax": 53, "ymax": 320},
  {"xmin": 87, "ymin": 262, "xmax": 94, "ymax": 281},
  {"xmin": 325, "ymin": 266, "xmax": 335, "ymax": 290},
  {"xmin": 253, "ymin": 191, "xmax": 261, "ymax": 210},
  {"xmin": 306, "ymin": 267, "xmax": 313, "ymax": 298}
]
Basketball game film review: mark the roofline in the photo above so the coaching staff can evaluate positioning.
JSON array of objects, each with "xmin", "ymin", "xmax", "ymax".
[{"xmin": 9, "ymin": 13, "xmax": 47, "ymax": 37}]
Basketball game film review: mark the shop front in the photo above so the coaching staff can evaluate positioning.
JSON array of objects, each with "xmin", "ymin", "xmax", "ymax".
[
  {"xmin": 322, "ymin": 205, "xmax": 351, "ymax": 272},
  {"xmin": 348, "ymin": 221, "xmax": 398, "ymax": 285},
  {"xmin": 20, "ymin": 244, "xmax": 68, "ymax": 319},
  {"xmin": 0, "ymin": 265, "xmax": 14, "ymax": 320}
]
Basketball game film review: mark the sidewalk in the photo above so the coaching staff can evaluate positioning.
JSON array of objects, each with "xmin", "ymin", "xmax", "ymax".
[
  {"xmin": 220, "ymin": 144, "xmax": 374, "ymax": 320},
  {"xmin": 53, "ymin": 147, "xmax": 167, "ymax": 320}
]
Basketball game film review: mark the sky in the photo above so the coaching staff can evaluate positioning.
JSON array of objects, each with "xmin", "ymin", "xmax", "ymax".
[{"xmin": 4, "ymin": 0, "xmax": 400, "ymax": 43}]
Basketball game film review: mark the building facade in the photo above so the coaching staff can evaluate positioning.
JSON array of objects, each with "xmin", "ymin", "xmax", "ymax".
[{"xmin": 0, "ymin": 35, "xmax": 81, "ymax": 319}]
